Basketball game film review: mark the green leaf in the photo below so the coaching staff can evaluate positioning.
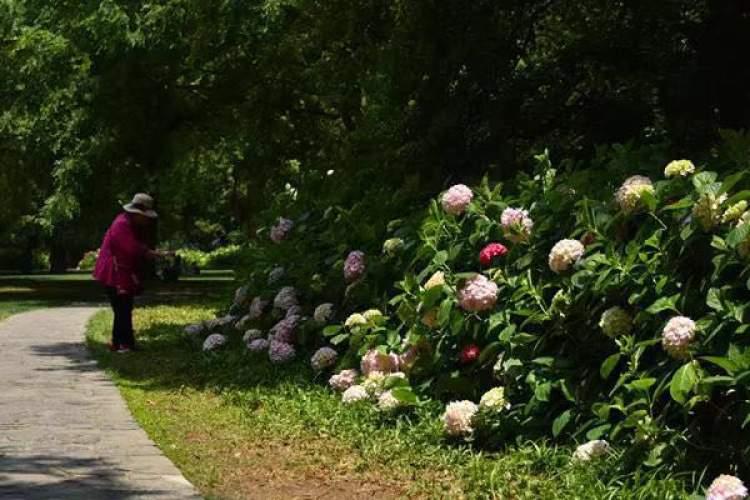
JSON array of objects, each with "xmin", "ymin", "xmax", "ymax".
[
  {"xmin": 727, "ymin": 223, "xmax": 750, "ymax": 248},
  {"xmin": 701, "ymin": 356, "xmax": 739, "ymax": 375},
  {"xmin": 390, "ymin": 387, "xmax": 418, "ymax": 405},
  {"xmin": 646, "ymin": 294, "xmax": 679, "ymax": 315},
  {"xmin": 478, "ymin": 342, "xmax": 502, "ymax": 365},
  {"xmin": 627, "ymin": 378, "xmax": 657, "ymax": 391},
  {"xmin": 706, "ymin": 288, "xmax": 723, "ymax": 312},
  {"xmin": 498, "ymin": 324, "xmax": 516, "ymax": 342},
  {"xmin": 663, "ymin": 197, "xmax": 693, "ymax": 211},
  {"xmin": 323, "ymin": 325, "xmax": 342, "ymax": 337},
  {"xmin": 534, "ymin": 382, "xmax": 552, "ymax": 401},
  {"xmin": 488, "ymin": 313, "xmax": 505, "ymax": 333},
  {"xmin": 600, "ymin": 353, "xmax": 621, "ymax": 379},
  {"xmin": 721, "ymin": 171, "xmax": 745, "ymax": 194},
  {"xmin": 586, "ymin": 424, "xmax": 611, "ymax": 440},
  {"xmin": 693, "ymin": 171, "xmax": 718, "ymax": 192},
  {"xmin": 433, "ymin": 250, "xmax": 448, "ymax": 266},
  {"xmin": 437, "ymin": 298, "xmax": 453, "ymax": 326},
  {"xmin": 384, "ymin": 375, "xmax": 410, "ymax": 389},
  {"xmin": 552, "ymin": 409, "xmax": 572, "ymax": 437},
  {"xmin": 728, "ymin": 190, "xmax": 750, "ymax": 205},
  {"xmin": 670, "ymin": 362, "xmax": 699, "ymax": 404},
  {"xmin": 422, "ymin": 285, "xmax": 444, "ymax": 309},
  {"xmin": 532, "ymin": 357, "xmax": 555, "ymax": 367},
  {"xmin": 639, "ymin": 189, "xmax": 657, "ymax": 211},
  {"xmin": 330, "ymin": 334, "xmax": 348, "ymax": 345}
]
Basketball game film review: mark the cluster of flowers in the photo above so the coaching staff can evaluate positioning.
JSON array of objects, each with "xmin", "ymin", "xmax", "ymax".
[
  {"xmin": 441, "ymin": 387, "xmax": 510, "ymax": 437},
  {"xmin": 328, "ymin": 349, "xmax": 408, "ymax": 412}
]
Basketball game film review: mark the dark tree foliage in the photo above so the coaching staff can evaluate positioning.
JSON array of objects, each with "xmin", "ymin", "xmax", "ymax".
[{"xmin": 0, "ymin": 0, "xmax": 747, "ymax": 269}]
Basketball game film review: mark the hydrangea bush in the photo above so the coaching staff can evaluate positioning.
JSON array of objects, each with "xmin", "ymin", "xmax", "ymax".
[{"xmin": 187, "ymin": 145, "xmax": 750, "ymax": 490}]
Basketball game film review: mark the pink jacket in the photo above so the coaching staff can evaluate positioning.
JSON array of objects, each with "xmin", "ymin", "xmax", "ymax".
[{"xmin": 93, "ymin": 213, "xmax": 150, "ymax": 295}]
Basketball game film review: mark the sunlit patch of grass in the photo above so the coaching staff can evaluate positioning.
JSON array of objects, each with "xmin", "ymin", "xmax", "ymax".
[{"xmin": 87, "ymin": 305, "xmax": 694, "ymax": 499}]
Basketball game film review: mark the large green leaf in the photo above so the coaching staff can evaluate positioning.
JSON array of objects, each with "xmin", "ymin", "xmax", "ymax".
[
  {"xmin": 552, "ymin": 409, "xmax": 572, "ymax": 437},
  {"xmin": 669, "ymin": 362, "xmax": 699, "ymax": 404},
  {"xmin": 600, "ymin": 353, "xmax": 621, "ymax": 379}
]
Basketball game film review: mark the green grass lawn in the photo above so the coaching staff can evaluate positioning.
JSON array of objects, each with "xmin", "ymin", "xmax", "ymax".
[{"xmin": 86, "ymin": 302, "xmax": 695, "ymax": 499}]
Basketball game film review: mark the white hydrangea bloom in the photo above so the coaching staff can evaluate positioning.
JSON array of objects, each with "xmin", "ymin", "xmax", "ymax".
[
  {"xmin": 615, "ymin": 175, "xmax": 654, "ymax": 213},
  {"xmin": 424, "ymin": 271, "xmax": 445, "ymax": 290},
  {"xmin": 310, "ymin": 347, "xmax": 338, "ymax": 371},
  {"xmin": 479, "ymin": 387, "xmax": 510, "ymax": 411},
  {"xmin": 599, "ymin": 306, "xmax": 633, "ymax": 338},
  {"xmin": 243, "ymin": 329, "xmax": 263, "ymax": 344},
  {"xmin": 273, "ymin": 287, "xmax": 298, "ymax": 311},
  {"xmin": 344, "ymin": 313, "xmax": 367, "ymax": 329},
  {"xmin": 342, "ymin": 385, "xmax": 369, "ymax": 404},
  {"xmin": 573, "ymin": 440, "xmax": 611, "ymax": 461},
  {"xmin": 362, "ymin": 371, "xmax": 387, "ymax": 397},
  {"xmin": 722, "ymin": 201, "xmax": 748, "ymax": 224},
  {"xmin": 442, "ymin": 400, "xmax": 478, "ymax": 437},
  {"xmin": 314, "ymin": 303, "xmax": 335, "ymax": 323},
  {"xmin": 377, "ymin": 390, "xmax": 402, "ymax": 412},
  {"xmin": 664, "ymin": 159, "xmax": 695, "ymax": 178},
  {"xmin": 329, "ymin": 369, "xmax": 359, "ymax": 392},
  {"xmin": 548, "ymin": 239, "xmax": 585, "ymax": 273},
  {"xmin": 202, "ymin": 334, "xmax": 227, "ymax": 352},
  {"xmin": 363, "ymin": 309, "xmax": 384, "ymax": 323},
  {"xmin": 693, "ymin": 192, "xmax": 728, "ymax": 231}
]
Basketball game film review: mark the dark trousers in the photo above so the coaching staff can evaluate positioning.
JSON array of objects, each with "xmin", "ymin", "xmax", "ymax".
[{"xmin": 106, "ymin": 287, "xmax": 135, "ymax": 348}]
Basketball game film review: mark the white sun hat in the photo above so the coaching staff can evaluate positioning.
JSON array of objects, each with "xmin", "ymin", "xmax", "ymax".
[{"xmin": 123, "ymin": 193, "xmax": 158, "ymax": 218}]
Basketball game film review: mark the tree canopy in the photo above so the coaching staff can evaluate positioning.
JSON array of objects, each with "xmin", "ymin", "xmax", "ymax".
[{"xmin": 1, "ymin": 0, "xmax": 748, "ymax": 270}]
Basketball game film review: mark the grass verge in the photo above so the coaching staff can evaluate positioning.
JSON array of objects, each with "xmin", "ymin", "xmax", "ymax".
[{"xmin": 86, "ymin": 303, "xmax": 695, "ymax": 499}]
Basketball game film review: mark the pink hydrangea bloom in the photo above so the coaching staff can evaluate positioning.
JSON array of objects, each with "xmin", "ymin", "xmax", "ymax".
[
  {"xmin": 360, "ymin": 349, "xmax": 400, "ymax": 376},
  {"xmin": 329, "ymin": 369, "xmax": 359, "ymax": 392},
  {"xmin": 270, "ymin": 315, "xmax": 299, "ymax": 344},
  {"xmin": 268, "ymin": 340, "xmax": 296, "ymax": 364},
  {"xmin": 270, "ymin": 217, "xmax": 294, "ymax": 243},
  {"xmin": 344, "ymin": 250, "xmax": 366, "ymax": 282},
  {"xmin": 441, "ymin": 184, "xmax": 473, "ymax": 215},
  {"xmin": 662, "ymin": 316, "xmax": 696, "ymax": 360},
  {"xmin": 500, "ymin": 207, "xmax": 533, "ymax": 243},
  {"xmin": 707, "ymin": 475, "xmax": 748, "ymax": 500},
  {"xmin": 311, "ymin": 347, "xmax": 338, "ymax": 371},
  {"xmin": 458, "ymin": 274, "xmax": 498, "ymax": 312}
]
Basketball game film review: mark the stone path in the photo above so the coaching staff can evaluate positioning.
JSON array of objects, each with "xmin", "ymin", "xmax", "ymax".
[{"xmin": 0, "ymin": 308, "xmax": 200, "ymax": 499}]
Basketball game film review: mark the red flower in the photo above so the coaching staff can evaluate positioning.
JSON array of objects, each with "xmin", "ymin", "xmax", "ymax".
[
  {"xmin": 460, "ymin": 344, "xmax": 481, "ymax": 364},
  {"xmin": 479, "ymin": 242, "xmax": 508, "ymax": 266}
]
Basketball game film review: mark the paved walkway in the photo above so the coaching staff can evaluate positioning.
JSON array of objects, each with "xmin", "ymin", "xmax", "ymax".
[{"xmin": 0, "ymin": 308, "xmax": 200, "ymax": 499}]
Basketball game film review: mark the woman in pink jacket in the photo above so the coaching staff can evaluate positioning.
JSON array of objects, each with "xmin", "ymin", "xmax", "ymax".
[{"xmin": 94, "ymin": 194, "xmax": 170, "ymax": 353}]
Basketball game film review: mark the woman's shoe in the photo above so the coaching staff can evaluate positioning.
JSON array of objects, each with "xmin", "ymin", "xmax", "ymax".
[
  {"xmin": 109, "ymin": 343, "xmax": 120, "ymax": 352},
  {"xmin": 116, "ymin": 346, "xmax": 132, "ymax": 354}
]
